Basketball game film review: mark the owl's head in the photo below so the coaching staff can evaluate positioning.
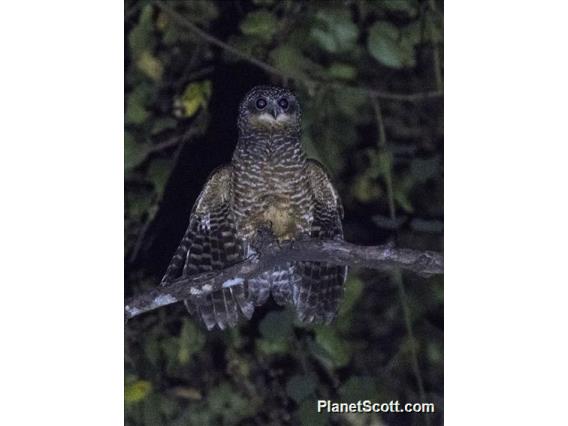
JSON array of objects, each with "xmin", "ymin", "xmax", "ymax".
[{"xmin": 237, "ymin": 86, "xmax": 301, "ymax": 133}]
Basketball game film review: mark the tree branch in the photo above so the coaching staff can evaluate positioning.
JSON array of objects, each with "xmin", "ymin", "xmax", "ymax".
[{"xmin": 125, "ymin": 240, "xmax": 443, "ymax": 321}]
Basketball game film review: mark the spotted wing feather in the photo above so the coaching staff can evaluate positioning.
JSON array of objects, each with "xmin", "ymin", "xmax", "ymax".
[
  {"xmin": 293, "ymin": 160, "xmax": 347, "ymax": 324},
  {"xmin": 160, "ymin": 166, "xmax": 254, "ymax": 330}
]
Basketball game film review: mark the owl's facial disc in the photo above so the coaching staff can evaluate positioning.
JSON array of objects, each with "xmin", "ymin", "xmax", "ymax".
[
  {"xmin": 238, "ymin": 86, "xmax": 301, "ymax": 132},
  {"xmin": 254, "ymin": 96, "xmax": 292, "ymax": 124}
]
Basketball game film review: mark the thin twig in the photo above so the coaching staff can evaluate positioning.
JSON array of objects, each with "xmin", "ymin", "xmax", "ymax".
[
  {"xmin": 370, "ymin": 96, "xmax": 396, "ymax": 220},
  {"xmin": 125, "ymin": 239, "xmax": 443, "ymax": 321},
  {"xmin": 148, "ymin": 112, "xmax": 207, "ymax": 154},
  {"xmin": 393, "ymin": 269, "xmax": 429, "ymax": 425},
  {"xmin": 155, "ymin": 1, "xmax": 443, "ymax": 102},
  {"xmin": 148, "ymin": 136, "xmax": 184, "ymax": 154},
  {"xmin": 428, "ymin": 0, "xmax": 443, "ymax": 91},
  {"xmin": 156, "ymin": 1, "xmax": 282, "ymax": 75},
  {"xmin": 128, "ymin": 204, "xmax": 158, "ymax": 264},
  {"xmin": 128, "ymin": 117, "xmax": 207, "ymax": 263},
  {"xmin": 370, "ymin": 94, "xmax": 431, "ymax": 426}
]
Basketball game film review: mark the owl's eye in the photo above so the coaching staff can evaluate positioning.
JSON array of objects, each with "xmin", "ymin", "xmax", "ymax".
[
  {"xmin": 278, "ymin": 98, "xmax": 289, "ymax": 109},
  {"xmin": 256, "ymin": 98, "xmax": 267, "ymax": 109}
]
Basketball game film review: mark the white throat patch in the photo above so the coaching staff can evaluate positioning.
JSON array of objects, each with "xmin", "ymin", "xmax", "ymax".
[{"xmin": 257, "ymin": 113, "xmax": 290, "ymax": 123}]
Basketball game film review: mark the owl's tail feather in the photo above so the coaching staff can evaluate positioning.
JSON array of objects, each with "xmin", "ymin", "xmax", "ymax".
[
  {"xmin": 266, "ymin": 264, "xmax": 295, "ymax": 306},
  {"xmin": 184, "ymin": 283, "xmax": 255, "ymax": 330},
  {"xmin": 295, "ymin": 262, "xmax": 347, "ymax": 324},
  {"xmin": 248, "ymin": 274, "xmax": 272, "ymax": 306}
]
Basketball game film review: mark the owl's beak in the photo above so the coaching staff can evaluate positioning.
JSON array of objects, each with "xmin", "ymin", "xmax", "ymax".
[{"xmin": 267, "ymin": 105, "xmax": 279, "ymax": 120}]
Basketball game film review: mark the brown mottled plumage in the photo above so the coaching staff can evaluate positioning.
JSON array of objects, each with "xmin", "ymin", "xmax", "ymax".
[{"xmin": 161, "ymin": 86, "xmax": 347, "ymax": 330}]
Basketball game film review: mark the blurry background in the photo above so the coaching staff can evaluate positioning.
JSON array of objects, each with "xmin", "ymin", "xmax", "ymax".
[{"xmin": 125, "ymin": 1, "xmax": 443, "ymax": 425}]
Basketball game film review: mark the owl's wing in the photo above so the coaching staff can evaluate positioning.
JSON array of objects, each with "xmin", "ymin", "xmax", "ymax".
[
  {"xmin": 160, "ymin": 165, "xmax": 254, "ymax": 330},
  {"xmin": 294, "ymin": 159, "xmax": 348, "ymax": 324}
]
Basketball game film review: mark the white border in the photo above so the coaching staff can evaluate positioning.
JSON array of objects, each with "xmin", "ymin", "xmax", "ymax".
[
  {"xmin": 446, "ymin": 1, "xmax": 568, "ymax": 424},
  {"xmin": 0, "ymin": 1, "xmax": 123, "ymax": 424},
  {"xmin": 1, "ymin": 1, "xmax": 567, "ymax": 425}
]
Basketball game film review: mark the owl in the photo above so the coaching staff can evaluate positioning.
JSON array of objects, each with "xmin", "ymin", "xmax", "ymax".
[{"xmin": 161, "ymin": 86, "xmax": 347, "ymax": 330}]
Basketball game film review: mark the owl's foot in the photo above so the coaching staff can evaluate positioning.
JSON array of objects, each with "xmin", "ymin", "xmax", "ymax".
[
  {"xmin": 252, "ymin": 224, "xmax": 276, "ymax": 254},
  {"xmin": 295, "ymin": 231, "xmax": 312, "ymax": 241}
]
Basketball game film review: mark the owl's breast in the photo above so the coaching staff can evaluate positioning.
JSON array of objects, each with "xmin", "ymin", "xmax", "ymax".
[
  {"xmin": 237, "ymin": 191, "xmax": 310, "ymax": 242},
  {"xmin": 260, "ymin": 196, "xmax": 297, "ymax": 240},
  {"xmin": 232, "ymin": 145, "xmax": 312, "ymax": 241}
]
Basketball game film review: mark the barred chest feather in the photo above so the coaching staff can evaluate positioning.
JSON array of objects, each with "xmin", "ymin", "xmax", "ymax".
[{"xmin": 230, "ymin": 132, "xmax": 312, "ymax": 242}]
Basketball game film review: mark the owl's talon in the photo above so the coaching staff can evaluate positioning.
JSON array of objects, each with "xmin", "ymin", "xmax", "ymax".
[
  {"xmin": 384, "ymin": 240, "xmax": 396, "ymax": 250},
  {"xmin": 252, "ymin": 225, "xmax": 276, "ymax": 253}
]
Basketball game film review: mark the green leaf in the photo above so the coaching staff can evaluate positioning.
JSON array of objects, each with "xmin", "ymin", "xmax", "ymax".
[
  {"xmin": 352, "ymin": 174, "xmax": 382, "ymax": 203},
  {"xmin": 368, "ymin": 21, "xmax": 416, "ymax": 69},
  {"xmin": 269, "ymin": 44, "xmax": 318, "ymax": 80},
  {"xmin": 176, "ymin": 80, "xmax": 212, "ymax": 118},
  {"xmin": 147, "ymin": 158, "xmax": 172, "ymax": 196},
  {"xmin": 186, "ymin": 0, "xmax": 219, "ymax": 23},
  {"xmin": 339, "ymin": 276, "xmax": 364, "ymax": 316},
  {"xmin": 125, "ymin": 97, "xmax": 149, "ymax": 125},
  {"xmin": 128, "ymin": 5, "xmax": 154, "ymax": 57},
  {"xmin": 125, "ymin": 380, "xmax": 152, "ymax": 404},
  {"xmin": 257, "ymin": 310, "xmax": 292, "ymax": 352},
  {"xmin": 159, "ymin": 12, "xmax": 193, "ymax": 45},
  {"xmin": 259, "ymin": 310, "xmax": 294, "ymax": 341},
  {"xmin": 208, "ymin": 383, "xmax": 254, "ymax": 421},
  {"xmin": 144, "ymin": 336, "xmax": 161, "ymax": 366},
  {"xmin": 332, "ymin": 90, "xmax": 368, "ymax": 119},
  {"xmin": 382, "ymin": 0, "xmax": 419, "ymax": 17},
  {"xmin": 298, "ymin": 399, "xmax": 329, "ymax": 426},
  {"xmin": 327, "ymin": 62, "xmax": 357, "ymax": 80},
  {"xmin": 240, "ymin": 10, "xmax": 278, "ymax": 41},
  {"xmin": 313, "ymin": 327, "xmax": 351, "ymax": 368},
  {"xmin": 311, "ymin": 9, "xmax": 358, "ymax": 53},
  {"xmin": 177, "ymin": 319, "xmax": 205, "ymax": 365},
  {"xmin": 394, "ymin": 189, "xmax": 414, "ymax": 213},
  {"xmin": 256, "ymin": 338, "xmax": 289, "ymax": 355},
  {"xmin": 402, "ymin": 20, "xmax": 422, "ymax": 46},
  {"xmin": 427, "ymin": 341, "xmax": 443, "ymax": 363},
  {"xmin": 338, "ymin": 376, "xmax": 378, "ymax": 402},
  {"xmin": 377, "ymin": 151, "xmax": 393, "ymax": 177},
  {"xmin": 125, "ymin": 84, "xmax": 154, "ymax": 125},
  {"xmin": 124, "ymin": 132, "xmax": 148, "ymax": 170},
  {"xmin": 310, "ymin": 28, "xmax": 336, "ymax": 53},
  {"xmin": 286, "ymin": 373, "xmax": 317, "ymax": 403},
  {"xmin": 425, "ymin": 9, "xmax": 444, "ymax": 44},
  {"xmin": 136, "ymin": 50, "xmax": 163, "ymax": 82},
  {"xmin": 141, "ymin": 394, "xmax": 163, "ymax": 425},
  {"xmin": 161, "ymin": 336, "xmax": 179, "ymax": 365},
  {"xmin": 151, "ymin": 117, "xmax": 177, "ymax": 134},
  {"xmin": 126, "ymin": 187, "xmax": 154, "ymax": 218}
]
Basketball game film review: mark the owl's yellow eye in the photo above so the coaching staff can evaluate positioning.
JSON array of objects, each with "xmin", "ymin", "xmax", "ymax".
[{"xmin": 256, "ymin": 98, "xmax": 267, "ymax": 109}]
